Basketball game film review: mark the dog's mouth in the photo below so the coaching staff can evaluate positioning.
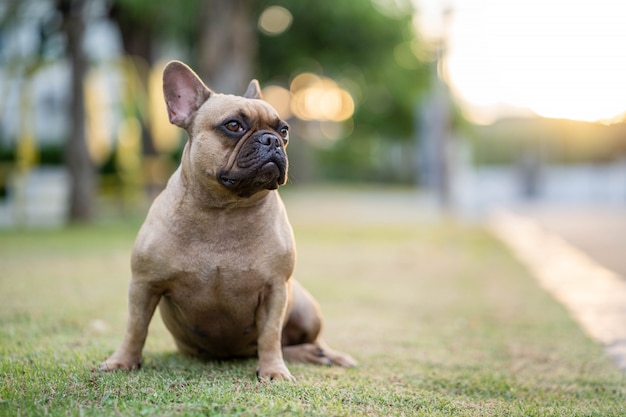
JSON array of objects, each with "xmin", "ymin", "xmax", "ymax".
[
  {"xmin": 257, "ymin": 161, "xmax": 282, "ymax": 188},
  {"xmin": 219, "ymin": 176, "xmax": 239, "ymax": 188},
  {"xmin": 218, "ymin": 160, "xmax": 286, "ymax": 197}
]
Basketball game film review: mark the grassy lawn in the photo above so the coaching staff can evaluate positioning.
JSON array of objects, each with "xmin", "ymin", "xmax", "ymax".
[{"xmin": 1, "ymin": 188, "xmax": 625, "ymax": 416}]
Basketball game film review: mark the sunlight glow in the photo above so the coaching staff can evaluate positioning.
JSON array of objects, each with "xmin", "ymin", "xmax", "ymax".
[{"xmin": 417, "ymin": 0, "xmax": 626, "ymax": 124}]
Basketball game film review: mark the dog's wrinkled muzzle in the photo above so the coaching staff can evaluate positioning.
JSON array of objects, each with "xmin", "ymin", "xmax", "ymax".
[{"xmin": 218, "ymin": 132, "xmax": 288, "ymax": 197}]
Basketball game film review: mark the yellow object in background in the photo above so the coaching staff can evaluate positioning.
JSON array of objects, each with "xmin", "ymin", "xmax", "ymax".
[
  {"xmin": 149, "ymin": 60, "xmax": 181, "ymax": 154},
  {"xmin": 85, "ymin": 68, "xmax": 113, "ymax": 166}
]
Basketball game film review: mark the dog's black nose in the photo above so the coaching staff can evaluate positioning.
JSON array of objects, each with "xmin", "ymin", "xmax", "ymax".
[{"xmin": 258, "ymin": 133, "xmax": 279, "ymax": 147}]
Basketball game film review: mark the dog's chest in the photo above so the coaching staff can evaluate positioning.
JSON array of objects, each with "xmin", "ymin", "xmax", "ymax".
[
  {"xmin": 171, "ymin": 253, "xmax": 269, "ymax": 300},
  {"xmin": 155, "ymin": 237, "xmax": 292, "ymax": 356},
  {"xmin": 156, "ymin": 221, "xmax": 294, "ymax": 305}
]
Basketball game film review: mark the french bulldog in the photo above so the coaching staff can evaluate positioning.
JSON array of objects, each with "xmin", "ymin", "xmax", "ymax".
[{"xmin": 99, "ymin": 60, "xmax": 356, "ymax": 381}]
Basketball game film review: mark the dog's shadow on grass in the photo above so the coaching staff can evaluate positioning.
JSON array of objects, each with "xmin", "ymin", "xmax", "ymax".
[{"xmin": 137, "ymin": 351, "xmax": 259, "ymax": 381}]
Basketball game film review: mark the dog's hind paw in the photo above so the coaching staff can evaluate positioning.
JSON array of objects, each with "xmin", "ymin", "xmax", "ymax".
[{"xmin": 283, "ymin": 343, "xmax": 358, "ymax": 368}]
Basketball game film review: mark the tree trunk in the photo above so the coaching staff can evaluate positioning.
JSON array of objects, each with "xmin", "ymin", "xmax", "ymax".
[
  {"xmin": 198, "ymin": 0, "xmax": 256, "ymax": 94},
  {"xmin": 60, "ymin": 0, "xmax": 95, "ymax": 222},
  {"xmin": 109, "ymin": 3, "xmax": 160, "ymax": 200}
]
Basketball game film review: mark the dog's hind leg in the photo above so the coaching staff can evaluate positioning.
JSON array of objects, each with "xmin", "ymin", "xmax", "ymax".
[
  {"xmin": 282, "ymin": 341, "xmax": 357, "ymax": 367},
  {"xmin": 281, "ymin": 280, "xmax": 357, "ymax": 368}
]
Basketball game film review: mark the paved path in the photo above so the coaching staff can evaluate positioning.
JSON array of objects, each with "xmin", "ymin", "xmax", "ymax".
[
  {"xmin": 512, "ymin": 206, "xmax": 626, "ymax": 279},
  {"xmin": 488, "ymin": 205, "xmax": 626, "ymax": 370}
]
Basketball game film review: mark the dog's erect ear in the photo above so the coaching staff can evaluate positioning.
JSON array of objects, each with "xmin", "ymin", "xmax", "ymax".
[
  {"xmin": 163, "ymin": 61, "xmax": 213, "ymax": 129},
  {"xmin": 243, "ymin": 79, "xmax": 262, "ymax": 100}
]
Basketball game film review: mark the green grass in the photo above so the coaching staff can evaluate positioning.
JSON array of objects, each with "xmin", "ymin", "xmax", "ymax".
[{"xmin": 1, "ymin": 189, "xmax": 625, "ymax": 416}]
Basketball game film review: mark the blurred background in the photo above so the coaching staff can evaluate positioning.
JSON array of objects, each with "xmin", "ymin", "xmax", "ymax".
[{"xmin": 0, "ymin": 0, "xmax": 625, "ymax": 227}]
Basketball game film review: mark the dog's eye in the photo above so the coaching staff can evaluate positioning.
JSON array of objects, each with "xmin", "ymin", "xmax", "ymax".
[
  {"xmin": 225, "ymin": 121, "xmax": 244, "ymax": 133},
  {"xmin": 279, "ymin": 126, "xmax": 289, "ymax": 140}
]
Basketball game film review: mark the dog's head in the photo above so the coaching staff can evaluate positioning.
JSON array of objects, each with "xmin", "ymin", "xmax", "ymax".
[{"xmin": 163, "ymin": 61, "xmax": 289, "ymax": 199}]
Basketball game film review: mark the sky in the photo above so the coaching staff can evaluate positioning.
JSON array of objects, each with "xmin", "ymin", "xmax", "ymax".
[{"xmin": 415, "ymin": 0, "xmax": 626, "ymax": 124}]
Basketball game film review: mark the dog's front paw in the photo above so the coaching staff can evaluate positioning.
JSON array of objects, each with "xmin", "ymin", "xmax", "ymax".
[
  {"xmin": 256, "ymin": 363, "xmax": 296, "ymax": 382},
  {"xmin": 98, "ymin": 353, "xmax": 141, "ymax": 372}
]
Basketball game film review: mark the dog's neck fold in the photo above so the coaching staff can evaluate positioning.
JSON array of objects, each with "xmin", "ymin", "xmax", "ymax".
[{"xmin": 174, "ymin": 152, "xmax": 272, "ymax": 211}]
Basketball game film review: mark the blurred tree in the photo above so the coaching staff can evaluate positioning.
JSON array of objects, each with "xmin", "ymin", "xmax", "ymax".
[
  {"xmin": 0, "ymin": 0, "xmax": 95, "ymax": 223},
  {"xmin": 109, "ymin": 0, "xmax": 204, "ymax": 196},
  {"xmin": 110, "ymin": 0, "xmax": 256, "ymax": 91},
  {"xmin": 256, "ymin": 0, "xmax": 430, "ymax": 182},
  {"xmin": 57, "ymin": 0, "xmax": 95, "ymax": 222},
  {"xmin": 198, "ymin": 0, "xmax": 257, "ymax": 93},
  {"xmin": 110, "ymin": 0, "xmax": 202, "ymax": 64}
]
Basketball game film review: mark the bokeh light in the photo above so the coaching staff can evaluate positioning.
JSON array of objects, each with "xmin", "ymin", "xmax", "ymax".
[
  {"xmin": 261, "ymin": 73, "xmax": 356, "ymax": 142},
  {"xmin": 289, "ymin": 73, "xmax": 355, "ymax": 123},
  {"xmin": 261, "ymin": 85, "xmax": 292, "ymax": 119},
  {"xmin": 258, "ymin": 6, "xmax": 293, "ymax": 36}
]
